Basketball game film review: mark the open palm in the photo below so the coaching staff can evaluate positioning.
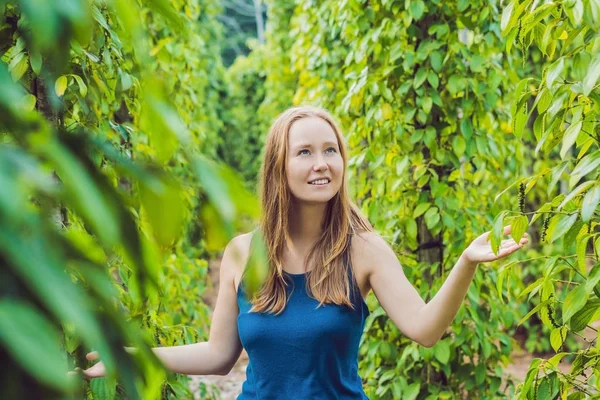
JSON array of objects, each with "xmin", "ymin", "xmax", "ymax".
[{"xmin": 462, "ymin": 225, "xmax": 529, "ymax": 264}]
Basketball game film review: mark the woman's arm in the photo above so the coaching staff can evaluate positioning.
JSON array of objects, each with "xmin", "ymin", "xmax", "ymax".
[
  {"xmin": 354, "ymin": 226, "xmax": 528, "ymax": 348},
  {"xmin": 80, "ymin": 233, "xmax": 251, "ymax": 377}
]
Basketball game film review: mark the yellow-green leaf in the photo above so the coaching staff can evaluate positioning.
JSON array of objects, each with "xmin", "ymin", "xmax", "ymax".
[
  {"xmin": 70, "ymin": 74, "xmax": 87, "ymax": 97},
  {"xmin": 511, "ymin": 215, "xmax": 528, "ymax": 243},
  {"xmin": 577, "ymin": 234, "xmax": 591, "ymax": 273},
  {"xmin": 20, "ymin": 94, "xmax": 36, "ymax": 111},
  {"xmin": 550, "ymin": 326, "xmax": 567, "ymax": 352},
  {"xmin": 413, "ymin": 202, "xmax": 431, "ymax": 218},
  {"xmin": 55, "ymin": 75, "xmax": 68, "ymax": 97}
]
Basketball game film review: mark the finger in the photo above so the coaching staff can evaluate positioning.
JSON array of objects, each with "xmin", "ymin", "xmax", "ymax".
[
  {"xmin": 82, "ymin": 368, "xmax": 96, "ymax": 380},
  {"xmin": 67, "ymin": 367, "xmax": 86, "ymax": 379},
  {"xmin": 86, "ymin": 351, "xmax": 99, "ymax": 361}
]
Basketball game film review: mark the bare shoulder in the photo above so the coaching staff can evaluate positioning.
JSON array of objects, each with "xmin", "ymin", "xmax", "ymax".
[
  {"xmin": 351, "ymin": 230, "xmax": 396, "ymax": 276},
  {"xmin": 352, "ymin": 230, "xmax": 394, "ymax": 257},
  {"xmin": 222, "ymin": 232, "xmax": 254, "ymax": 291}
]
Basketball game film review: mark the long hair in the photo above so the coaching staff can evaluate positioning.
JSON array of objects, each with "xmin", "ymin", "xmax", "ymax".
[{"xmin": 244, "ymin": 105, "xmax": 373, "ymax": 315}]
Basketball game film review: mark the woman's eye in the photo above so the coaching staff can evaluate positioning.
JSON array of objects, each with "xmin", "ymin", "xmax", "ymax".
[
  {"xmin": 325, "ymin": 147, "xmax": 337, "ymax": 153},
  {"xmin": 298, "ymin": 149, "xmax": 310, "ymax": 155}
]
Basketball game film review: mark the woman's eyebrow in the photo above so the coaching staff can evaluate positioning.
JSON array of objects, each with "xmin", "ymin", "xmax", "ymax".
[{"xmin": 293, "ymin": 141, "xmax": 338, "ymax": 150}]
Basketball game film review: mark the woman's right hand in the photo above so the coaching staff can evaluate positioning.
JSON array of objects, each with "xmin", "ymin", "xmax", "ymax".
[{"xmin": 69, "ymin": 351, "xmax": 106, "ymax": 379}]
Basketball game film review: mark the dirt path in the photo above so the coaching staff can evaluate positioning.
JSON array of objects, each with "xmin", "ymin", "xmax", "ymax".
[{"xmin": 189, "ymin": 257, "xmax": 583, "ymax": 399}]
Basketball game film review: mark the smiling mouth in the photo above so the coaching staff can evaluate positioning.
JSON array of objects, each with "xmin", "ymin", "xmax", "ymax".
[{"xmin": 308, "ymin": 178, "xmax": 331, "ymax": 185}]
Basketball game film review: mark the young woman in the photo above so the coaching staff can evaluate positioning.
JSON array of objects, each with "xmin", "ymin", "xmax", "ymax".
[{"xmin": 77, "ymin": 105, "xmax": 529, "ymax": 398}]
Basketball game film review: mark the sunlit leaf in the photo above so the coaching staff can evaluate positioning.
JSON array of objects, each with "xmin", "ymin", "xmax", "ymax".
[
  {"xmin": 562, "ymin": 284, "xmax": 588, "ymax": 323},
  {"xmin": 510, "ymin": 215, "xmax": 528, "ymax": 243},
  {"xmin": 55, "ymin": 75, "xmax": 68, "ymax": 97},
  {"xmin": 581, "ymin": 184, "xmax": 600, "ymax": 222}
]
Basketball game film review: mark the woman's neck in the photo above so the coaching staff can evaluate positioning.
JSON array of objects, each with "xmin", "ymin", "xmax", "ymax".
[{"xmin": 288, "ymin": 201, "xmax": 328, "ymax": 245}]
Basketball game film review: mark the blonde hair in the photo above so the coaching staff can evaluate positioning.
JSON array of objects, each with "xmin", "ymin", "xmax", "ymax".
[{"xmin": 244, "ymin": 105, "xmax": 372, "ymax": 315}]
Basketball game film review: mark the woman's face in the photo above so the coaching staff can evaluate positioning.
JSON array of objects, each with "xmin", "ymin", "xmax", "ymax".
[{"xmin": 286, "ymin": 116, "xmax": 344, "ymax": 204}]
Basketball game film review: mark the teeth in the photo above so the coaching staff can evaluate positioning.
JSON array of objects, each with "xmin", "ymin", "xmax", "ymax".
[{"xmin": 310, "ymin": 179, "xmax": 329, "ymax": 185}]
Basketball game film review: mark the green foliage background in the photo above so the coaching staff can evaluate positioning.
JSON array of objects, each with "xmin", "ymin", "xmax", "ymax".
[{"xmin": 1, "ymin": 0, "xmax": 600, "ymax": 399}]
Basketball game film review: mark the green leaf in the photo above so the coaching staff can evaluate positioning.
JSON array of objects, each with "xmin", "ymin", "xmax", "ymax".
[
  {"xmin": 547, "ymin": 162, "xmax": 569, "ymax": 197},
  {"xmin": 447, "ymin": 75, "xmax": 464, "ymax": 95},
  {"xmin": 550, "ymin": 326, "xmax": 567, "ymax": 352},
  {"xmin": 511, "ymin": 215, "xmax": 528, "ymax": 243},
  {"xmin": 560, "ymin": 121, "xmax": 582, "ymax": 159},
  {"xmin": 546, "ymin": 58, "xmax": 564, "ymax": 89},
  {"xmin": 452, "ymin": 136, "xmax": 466, "ymax": 157},
  {"xmin": 490, "ymin": 210, "xmax": 509, "ymax": 255},
  {"xmin": 562, "ymin": 284, "xmax": 589, "ymax": 323},
  {"xmin": 0, "ymin": 300, "xmax": 75, "ymax": 392},
  {"xmin": 70, "ymin": 74, "xmax": 87, "ymax": 97},
  {"xmin": 427, "ymin": 71, "xmax": 439, "ymax": 89},
  {"xmin": 406, "ymin": 218, "xmax": 417, "ymax": 240},
  {"xmin": 433, "ymin": 340, "xmax": 450, "ymax": 364},
  {"xmin": 42, "ymin": 138, "xmax": 120, "ymax": 246},
  {"xmin": 583, "ymin": 51, "xmax": 600, "ymax": 96},
  {"xmin": 120, "ymin": 71, "xmax": 133, "ymax": 91},
  {"xmin": 517, "ymin": 277, "xmax": 544, "ymax": 300},
  {"xmin": 403, "ymin": 382, "xmax": 421, "ymax": 400},
  {"xmin": 413, "ymin": 202, "xmax": 431, "ymax": 218},
  {"xmin": 535, "ymin": 88, "xmax": 552, "ymax": 114},
  {"xmin": 21, "ymin": 94, "xmax": 36, "ymax": 111},
  {"xmin": 193, "ymin": 156, "xmax": 235, "ymax": 221},
  {"xmin": 0, "ymin": 225, "xmax": 115, "ymax": 374},
  {"xmin": 501, "ymin": 0, "xmax": 514, "ymax": 32},
  {"xmin": 243, "ymin": 231, "xmax": 270, "ymax": 299},
  {"xmin": 570, "ymin": 151, "xmax": 600, "ymax": 188},
  {"xmin": 513, "ymin": 103, "xmax": 528, "ymax": 139},
  {"xmin": 55, "ymin": 75, "xmax": 68, "ymax": 97},
  {"xmin": 563, "ymin": 220, "xmax": 585, "ymax": 254},
  {"xmin": 550, "ymin": 213, "xmax": 578, "ymax": 243},
  {"xmin": 547, "ymin": 352, "xmax": 568, "ymax": 368},
  {"xmin": 9, "ymin": 53, "xmax": 29, "ymax": 82},
  {"xmin": 90, "ymin": 377, "xmax": 117, "ymax": 400},
  {"xmin": 414, "ymin": 67, "xmax": 428, "ymax": 89},
  {"xmin": 409, "ymin": 0, "xmax": 425, "ymax": 20},
  {"xmin": 518, "ymin": 298, "xmax": 554, "ymax": 325},
  {"xmin": 430, "ymin": 51, "xmax": 443, "ymax": 72},
  {"xmin": 577, "ymin": 235, "xmax": 591, "ymax": 273},
  {"xmin": 557, "ymin": 180, "xmax": 595, "ymax": 210},
  {"xmin": 139, "ymin": 176, "xmax": 186, "ymax": 247},
  {"xmin": 29, "ymin": 50, "xmax": 42, "ymax": 75},
  {"xmin": 497, "ymin": 265, "xmax": 514, "ymax": 304},
  {"xmin": 424, "ymin": 206, "xmax": 440, "ymax": 229},
  {"xmin": 585, "ymin": 263, "xmax": 600, "ymax": 293},
  {"xmin": 570, "ymin": 299, "xmax": 600, "ymax": 332},
  {"xmin": 581, "ymin": 184, "xmax": 600, "ymax": 222},
  {"xmin": 422, "ymin": 96, "xmax": 432, "ymax": 114}
]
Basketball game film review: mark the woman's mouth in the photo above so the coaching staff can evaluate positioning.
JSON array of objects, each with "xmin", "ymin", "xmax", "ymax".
[{"xmin": 308, "ymin": 178, "xmax": 330, "ymax": 186}]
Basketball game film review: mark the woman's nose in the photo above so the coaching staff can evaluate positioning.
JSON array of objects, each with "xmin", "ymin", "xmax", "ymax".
[{"xmin": 313, "ymin": 155, "xmax": 328, "ymax": 171}]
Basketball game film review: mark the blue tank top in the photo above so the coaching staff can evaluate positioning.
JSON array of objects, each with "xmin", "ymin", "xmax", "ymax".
[{"xmin": 236, "ymin": 263, "xmax": 370, "ymax": 400}]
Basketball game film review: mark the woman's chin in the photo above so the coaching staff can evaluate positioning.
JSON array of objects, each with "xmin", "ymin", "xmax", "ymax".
[{"xmin": 293, "ymin": 193, "xmax": 337, "ymax": 205}]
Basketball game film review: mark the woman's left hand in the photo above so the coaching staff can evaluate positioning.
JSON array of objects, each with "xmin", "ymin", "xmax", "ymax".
[{"xmin": 461, "ymin": 224, "xmax": 529, "ymax": 265}]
